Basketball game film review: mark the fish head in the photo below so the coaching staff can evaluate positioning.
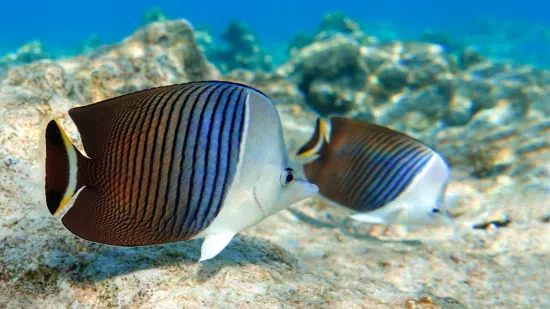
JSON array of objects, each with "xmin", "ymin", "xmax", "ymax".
[
  {"xmin": 243, "ymin": 89, "xmax": 319, "ymax": 217},
  {"xmin": 276, "ymin": 166, "xmax": 319, "ymax": 209},
  {"xmin": 396, "ymin": 180, "xmax": 453, "ymax": 227},
  {"xmin": 421, "ymin": 201, "xmax": 453, "ymax": 226},
  {"xmin": 252, "ymin": 163, "xmax": 319, "ymax": 217},
  {"xmin": 392, "ymin": 154, "xmax": 453, "ymax": 227},
  {"xmin": 388, "ymin": 197, "xmax": 451, "ymax": 227}
]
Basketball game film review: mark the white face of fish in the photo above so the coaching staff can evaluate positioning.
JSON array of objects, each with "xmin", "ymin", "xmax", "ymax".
[
  {"xmin": 253, "ymin": 164, "xmax": 319, "ymax": 217},
  {"xmin": 393, "ymin": 154, "xmax": 453, "ymax": 227},
  {"xmin": 194, "ymin": 90, "xmax": 318, "ymax": 262},
  {"xmin": 396, "ymin": 194, "xmax": 453, "ymax": 227},
  {"xmin": 242, "ymin": 90, "xmax": 318, "ymax": 220},
  {"xmin": 352, "ymin": 153, "xmax": 453, "ymax": 227}
]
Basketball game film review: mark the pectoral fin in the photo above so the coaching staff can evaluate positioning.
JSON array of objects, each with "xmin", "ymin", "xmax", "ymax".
[{"xmin": 199, "ymin": 233, "xmax": 236, "ymax": 262}]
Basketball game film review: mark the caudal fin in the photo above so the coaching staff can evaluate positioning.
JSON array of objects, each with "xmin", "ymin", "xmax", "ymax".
[
  {"xmin": 296, "ymin": 117, "xmax": 330, "ymax": 158},
  {"xmin": 44, "ymin": 120, "xmax": 87, "ymax": 215}
]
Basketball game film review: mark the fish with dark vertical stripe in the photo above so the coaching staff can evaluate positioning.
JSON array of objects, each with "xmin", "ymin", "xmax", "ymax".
[
  {"xmin": 296, "ymin": 117, "xmax": 452, "ymax": 227},
  {"xmin": 41, "ymin": 81, "xmax": 318, "ymax": 261}
]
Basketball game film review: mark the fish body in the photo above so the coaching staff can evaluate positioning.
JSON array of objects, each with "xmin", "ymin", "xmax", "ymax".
[
  {"xmin": 42, "ymin": 81, "xmax": 318, "ymax": 261},
  {"xmin": 296, "ymin": 117, "xmax": 451, "ymax": 227}
]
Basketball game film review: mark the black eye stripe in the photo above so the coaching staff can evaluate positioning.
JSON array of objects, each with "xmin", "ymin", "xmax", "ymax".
[{"xmin": 432, "ymin": 208, "xmax": 440, "ymax": 213}]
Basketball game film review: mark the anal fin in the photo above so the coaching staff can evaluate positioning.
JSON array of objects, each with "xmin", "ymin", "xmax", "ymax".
[
  {"xmin": 62, "ymin": 188, "xmax": 104, "ymax": 242},
  {"xmin": 199, "ymin": 233, "xmax": 236, "ymax": 262}
]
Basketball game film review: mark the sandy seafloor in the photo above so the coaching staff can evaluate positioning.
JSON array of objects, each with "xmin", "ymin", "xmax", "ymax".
[{"xmin": 0, "ymin": 19, "xmax": 549, "ymax": 308}]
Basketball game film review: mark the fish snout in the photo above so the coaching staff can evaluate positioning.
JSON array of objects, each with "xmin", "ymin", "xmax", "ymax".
[
  {"xmin": 281, "ymin": 176, "xmax": 319, "ymax": 208},
  {"xmin": 302, "ymin": 180, "xmax": 319, "ymax": 198},
  {"xmin": 295, "ymin": 174, "xmax": 319, "ymax": 197}
]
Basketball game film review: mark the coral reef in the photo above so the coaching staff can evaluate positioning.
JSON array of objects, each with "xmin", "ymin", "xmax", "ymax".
[
  {"xmin": 76, "ymin": 34, "xmax": 102, "ymax": 55},
  {"xmin": 0, "ymin": 17, "xmax": 549, "ymax": 309},
  {"xmin": 3, "ymin": 19, "xmax": 219, "ymax": 105},
  {"xmin": 289, "ymin": 13, "xmax": 550, "ymax": 70},
  {"xmin": 205, "ymin": 21, "xmax": 273, "ymax": 73},
  {"xmin": 0, "ymin": 41, "xmax": 49, "ymax": 66},
  {"xmin": 288, "ymin": 12, "xmax": 377, "ymax": 57},
  {"xmin": 278, "ymin": 28, "xmax": 550, "ymax": 188},
  {"xmin": 141, "ymin": 7, "xmax": 169, "ymax": 25},
  {"xmin": 419, "ymin": 29, "xmax": 464, "ymax": 53}
]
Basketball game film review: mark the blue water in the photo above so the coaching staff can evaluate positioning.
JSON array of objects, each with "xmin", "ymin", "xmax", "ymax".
[{"xmin": 2, "ymin": 0, "xmax": 550, "ymax": 67}]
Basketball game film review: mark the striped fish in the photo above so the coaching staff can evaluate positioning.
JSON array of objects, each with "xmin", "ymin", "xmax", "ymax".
[
  {"xmin": 296, "ymin": 117, "xmax": 452, "ymax": 227},
  {"xmin": 42, "ymin": 81, "xmax": 318, "ymax": 261}
]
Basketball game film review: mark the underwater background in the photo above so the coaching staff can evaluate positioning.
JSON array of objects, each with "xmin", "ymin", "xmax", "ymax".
[
  {"xmin": 2, "ymin": 0, "xmax": 550, "ymax": 69},
  {"xmin": 0, "ymin": 1, "xmax": 549, "ymax": 308}
]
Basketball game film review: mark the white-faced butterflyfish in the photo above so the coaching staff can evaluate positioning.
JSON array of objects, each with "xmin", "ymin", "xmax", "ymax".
[
  {"xmin": 42, "ymin": 81, "xmax": 319, "ymax": 261},
  {"xmin": 296, "ymin": 117, "xmax": 452, "ymax": 227}
]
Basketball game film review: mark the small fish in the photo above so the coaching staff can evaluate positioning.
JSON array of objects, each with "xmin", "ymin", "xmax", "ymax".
[
  {"xmin": 41, "ymin": 81, "xmax": 318, "ymax": 261},
  {"xmin": 296, "ymin": 117, "xmax": 452, "ymax": 227}
]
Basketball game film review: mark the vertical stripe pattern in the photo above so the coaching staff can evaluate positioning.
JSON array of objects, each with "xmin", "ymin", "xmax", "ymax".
[
  {"xmin": 63, "ymin": 81, "xmax": 253, "ymax": 246},
  {"xmin": 305, "ymin": 117, "xmax": 434, "ymax": 212}
]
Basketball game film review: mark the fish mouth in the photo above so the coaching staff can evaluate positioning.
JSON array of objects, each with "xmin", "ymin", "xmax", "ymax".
[
  {"xmin": 305, "ymin": 182, "xmax": 319, "ymax": 197},
  {"xmin": 296, "ymin": 178, "xmax": 319, "ymax": 200}
]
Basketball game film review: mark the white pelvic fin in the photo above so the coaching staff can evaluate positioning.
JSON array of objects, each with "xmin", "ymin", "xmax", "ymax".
[
  {"xmin": 350, "ymin": 206, "xmax": 404, "ymax": 225},
  {"xmin": 383, "ymin": 207, "xmax": 404, "ymax": 224},
  {"xmin": 350, "ymin": 213, "xmax": 387, "ymax": 224},
  {"xmin": 199, "ymin": 233, "xmax": 236, "ymax": 262}
]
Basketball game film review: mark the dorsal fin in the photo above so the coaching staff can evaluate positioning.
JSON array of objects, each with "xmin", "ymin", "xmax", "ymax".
[
  {"xmin": 68, "ymin": 84, "xmax": 187, "ymax": 159},
  {"xmin": 329, "ymin": 116, "xmax": 431, "ymax": 150}
]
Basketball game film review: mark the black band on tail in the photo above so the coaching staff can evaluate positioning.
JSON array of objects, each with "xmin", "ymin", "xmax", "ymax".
[{"xmin": 44, "ymin": 120, "xmax": 84, "ymax": 215}]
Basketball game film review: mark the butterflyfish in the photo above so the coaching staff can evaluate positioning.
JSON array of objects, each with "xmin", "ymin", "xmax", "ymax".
[
  {"xmin": 42, "ymin": 81, "xmax": 318, "ymax": 261},
  {"xmin": 296, "ymin": 117, "xmax": 452, "ymax": 227}
]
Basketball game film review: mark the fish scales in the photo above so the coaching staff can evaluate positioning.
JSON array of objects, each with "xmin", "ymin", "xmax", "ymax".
[
  {"xmin": 297, "ymin": 116, "xmax": 450, "ymax": 227},
  {"xmin": 111, "ymin": 87, "xmax": 159, "ymax": 219},
  {"xmin": 309, "ymin": 118, "xmax": 433, "ymax": 212},
  {"xmin": 192, "ymin": 86, "xmax": 245, "ymax": 233},
  {"xmin": 357, "ymin": 141, "xmax": 431, "ymax": 208},
  {"xmin": 346, "ymin": 133, "xmax": 401, "ymax": 204},
  {"xmin": 137, "ymin": 86, "xmax": 184, "ymax": 230},
  {"xmin": 43, "ymin": 80, "xmax": 319, "ymax": 261},
  {"xmin": 62, "ymin": 82, "xmax": 247, "ymax": 245}
]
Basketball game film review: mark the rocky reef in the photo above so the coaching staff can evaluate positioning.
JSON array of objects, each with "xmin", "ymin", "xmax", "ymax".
[
  {"xmin": 0, "ymin": 41, "xmax": 50, "ymax": 66},
  {"xmin": 276, "ymin": 28, "xmax": 550, "ymax": 191},
  {"xmin": 287, "ymin": 12, "xmax": 377, "ymax": 57},
  {"xmin": 76, "ymin": 34, "xmax": 103, "ymax": 55},
  {"xmin": 0, "ymin": 41, "xmax": 51, "ymax": 80},
  {"xmin": 141, "ymin": 7, "xmax": 169, "ymax": 25},
  {"xmin": 202, "ymin": 20, "xmax": 273, "ymax": 73},
  {"xmin": 0, "ymin": 16, "xmax": 549, "ymax": 309}
]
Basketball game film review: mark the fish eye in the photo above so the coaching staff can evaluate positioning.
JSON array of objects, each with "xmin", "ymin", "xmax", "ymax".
[{"xmin": 280, "ymin": 168, "xmax": 295, "ymax": 187}]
